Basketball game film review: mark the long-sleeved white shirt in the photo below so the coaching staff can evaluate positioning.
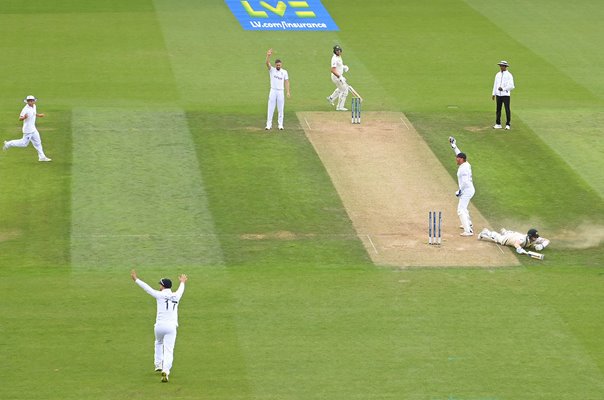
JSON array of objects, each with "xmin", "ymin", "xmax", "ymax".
[
  {"xmin": 135, "ymin": 279, "xmax": 185, "ymax": 326},
  {"xmin": 492, "ymin": 70, "xmax": 515, "ymax": 96}
]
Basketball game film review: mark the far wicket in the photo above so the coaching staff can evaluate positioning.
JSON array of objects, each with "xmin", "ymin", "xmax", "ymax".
[
  {"xmin": 428, "ymin": 210, "xmax": 442, "ymax": 245},
  {"xmin": 351, "ymin": 97, "xmax": 361, "ymax": 124}
]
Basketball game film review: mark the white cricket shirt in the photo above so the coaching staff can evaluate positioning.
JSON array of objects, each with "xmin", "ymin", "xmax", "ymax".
[
  {"xmin": 20, "ymin": 104, "xmax": 37, "ymax": 133},
  {"xmin": 269, "ymin": 66, "xmax": 288, "ymax": 90},
  {"xmin": 136, "ymin": 279, "xmax": 185, "ymax": 326},
  {"xmin": 457, "ymin": 162, "xmax": 474, "ymax": 193},
  {"xmin": 331, "ymin": 54, "xmax": 344, "ymax": 76}
]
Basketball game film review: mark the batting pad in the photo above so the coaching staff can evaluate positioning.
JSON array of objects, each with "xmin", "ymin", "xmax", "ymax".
[{"xmin": 70, "ymin": 108, "xmax": 224, "ymax": 269}]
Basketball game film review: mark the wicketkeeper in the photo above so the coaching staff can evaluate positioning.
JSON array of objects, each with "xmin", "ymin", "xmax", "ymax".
[{"xmin": 478, "ymin": 227, "xmax": 550, "ymax": 255}]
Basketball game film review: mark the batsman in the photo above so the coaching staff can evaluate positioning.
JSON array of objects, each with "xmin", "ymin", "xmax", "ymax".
[
  {"xmin": 326, "ymin": 44, "xmax": 350, "ymax": 111},
  {"xmin": 478, "ymin": 227, "xmax": 550, "ymax": 256}
]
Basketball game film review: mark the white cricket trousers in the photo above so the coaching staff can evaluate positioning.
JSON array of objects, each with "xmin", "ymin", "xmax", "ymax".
[
  {"xmin": 4, "ymin": 130, "xmax": 48, "ymax": 160},
  {"xmin": 457, "ymin": 188, "xmax": 475, "ymax": 233},
  {"xmin": 154, "ymin": 323, "xmax": 177, "ymax": 375},
  {"xmin": 266, "ymin": 88, "xmax": 285, "ymax": 129}
]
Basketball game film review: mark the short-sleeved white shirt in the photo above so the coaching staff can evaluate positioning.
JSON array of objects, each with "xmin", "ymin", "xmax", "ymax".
[
  {"xmin": 331, "ymin": 54, "xmax": 344, "ymax": 76},
  {"xmin": 269, "ymin": 67, "xmax": 288, "ymax": 90},
  {"xmin": 20, "ymin": 104, "xmax": 37, "ymax": 133}
]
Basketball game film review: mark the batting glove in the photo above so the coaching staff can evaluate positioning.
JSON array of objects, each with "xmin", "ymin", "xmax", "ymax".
[
  {"xmin": 343, "ymin": 65, "xmax": 349, "ymax": 72},
  {"xmin": 455, "ymin": 190, "xmax": 462, "ymax": 197},
  {"xmin": 516, "ymin": 247, "xmax": 527, "ymax": 254},
  {"xmin": 449, "ymin": 136, "xmax": 456, "ymax": 148},
  {"xmin": 534, "ymin": 244, "xmax": 543, "ymax": 251},
  {"xmin": 339, "ymin": 76, "xmax": 346, "ymax": 83}
]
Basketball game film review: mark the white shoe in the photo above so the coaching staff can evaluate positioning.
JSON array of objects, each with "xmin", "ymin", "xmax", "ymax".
[
  {"xmin": 2, "ymin": 141, "xmax": 7, "ymax": 151},
  {"xmin": 39, "ymin": 157, "xmax": 52, "ymax": 162},
  {"xmin": 493, "ymin": 124, "xmax": 502, "ymax": 129},
  {"xmin": 500, "ymin": 228, "xmax": 508, "ymax": 235},
  {"xmin": 278, "ymin": 126, "xmax": 284, "ymax": 130},
  {"xmin": 326, "ymin": 96, "xmax": 335, "ymax": 106},
  {"xmin": 460, "ymin": 231, "xmax": 474, "ymax": 237},
  {"xmin": 336, "ymin": 107, "xmax": 348, "ymax": 111},
  {"xmin": 161, "ymin": 372, "xmax": 169, "ymax": 383},
  {"xmin": 459, "ymin": 224, "xmax": 473, "ymax": 230},
  {"xmin": 505, "ymin": 125, "xmax": 511, "ymax": 130},
  {"xmin": 265, "ymin": 126, "xmax": 271, "ymax": 130}
]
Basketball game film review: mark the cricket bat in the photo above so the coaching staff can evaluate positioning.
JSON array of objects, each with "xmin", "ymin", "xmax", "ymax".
[{"xmin": 526, "ymin": 251, "xmax": 544, "ymax": 260}]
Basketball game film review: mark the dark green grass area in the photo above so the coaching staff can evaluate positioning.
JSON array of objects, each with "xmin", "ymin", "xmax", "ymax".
[
  {"xmin": 0, "ymin": 108, "xmax": 71, "ymax": 271},
  {"xmin": 187, "ymin": 111, "xmax": 371, "ymax": 268}
]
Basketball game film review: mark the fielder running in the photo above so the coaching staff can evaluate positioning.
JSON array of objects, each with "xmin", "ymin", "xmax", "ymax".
[
  {"xmin": 449, "ymin": 136, "xmax": 475, "ymax": 236},
  {"xmin": 3, "ymin": 95, "xmax": 51, "ymax": 161},
  {"xmin": 131, "ymin": 269, "xmax": 188, "ymax": 383},
  {"xmin": 478, "ymin": 228, "xmax": 550, "ymax": 255},
  {"xmin": 265, "ymin": 48, "xmax": 290, "ymax": 131},
  {"xmin": 326, "ymin": 45, "xmax": 350, "ymax": 111}
]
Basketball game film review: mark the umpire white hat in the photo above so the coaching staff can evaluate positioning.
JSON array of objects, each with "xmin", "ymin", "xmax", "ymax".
[
  {"xmin": 24, "ymin": 95, "xmax": 37, "ymax": 103},
  {"xmin": 497, "ymin": 60, "xmax": 510, "ymax": 67}
]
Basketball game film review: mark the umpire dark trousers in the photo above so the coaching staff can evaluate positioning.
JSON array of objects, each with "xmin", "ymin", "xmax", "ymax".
[{"xmin": 495, "ymin": 95, "xmax": 511, "ymax": 126}]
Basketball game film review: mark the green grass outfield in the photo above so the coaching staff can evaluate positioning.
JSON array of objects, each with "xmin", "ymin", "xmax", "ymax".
[{"xmin": 1, "ymin": 1, "xmax": 603, "ymax": 399}]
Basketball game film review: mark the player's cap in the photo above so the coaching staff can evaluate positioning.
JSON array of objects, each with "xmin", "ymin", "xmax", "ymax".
[
  {"xmin": 456, "ymin": 152, "xmax": 467, "ymax": 160},
  {"xmin": 24, "ymin": 95, "xmax": 37, "ymax": 103},
  {"xmin": 159, "ymin": 278, "xmax": 172, "ymax": 288},
  {"xmin": 527, "ymin": 228, "xmax": 539, "ymax": 238},
  {"xmin": 497, "ymin": 60, "xmax": 509, "ymax": 66}
]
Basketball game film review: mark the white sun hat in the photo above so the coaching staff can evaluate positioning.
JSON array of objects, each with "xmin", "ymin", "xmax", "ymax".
[{"xmin": 24, "ymin": 95, "xmax": 37, "ymax": 103}]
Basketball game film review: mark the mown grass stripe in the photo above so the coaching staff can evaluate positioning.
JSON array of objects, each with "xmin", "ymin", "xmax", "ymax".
[{"xmin": 70, "ymin": 108, "xmax": 223, "ymax": 268}]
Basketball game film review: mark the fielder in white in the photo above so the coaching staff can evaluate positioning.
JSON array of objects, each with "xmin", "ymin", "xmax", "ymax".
[
  {"xmin": 265, "ymin": 48, "xmax": 290, "ymax": 130},
  {"xmin": 326, "ymin": 45, "xmax": 350, "ymax": 111},
  {"xmin": 449, "ymin": 136, "xmax": 475, "ymax": 236},
  {"xmin": 131, "ymin": 269, "xmax": 188, "ymax": 383},
  {"xmin": 3, "ymin": 95, "xmax": 51, "ymax": 161},
  {"xmin": 478, "ymin": 227, "xmax": 550, "ymax": 255}
]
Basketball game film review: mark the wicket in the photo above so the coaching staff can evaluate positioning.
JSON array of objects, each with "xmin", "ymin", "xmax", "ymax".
[
  {"xmin": 351, "ymin": 97, "xmax": 361, "ymax": 124},
  {"xmin": 428, "ymin": 210, "xmax": 442, "ymax": 245}
]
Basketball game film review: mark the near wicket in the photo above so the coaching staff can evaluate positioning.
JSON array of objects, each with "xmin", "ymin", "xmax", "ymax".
[
  {"xmin": 351, "ymin": 97, "xmax": 361, "ymax": 124},
  {"xmin": 428, "ymin": 210, "xmax": 442, "ymax": 245}
]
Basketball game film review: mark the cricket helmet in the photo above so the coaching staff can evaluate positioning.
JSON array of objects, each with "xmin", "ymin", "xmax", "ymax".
[
  {"xmin": 527, "ymin": 228, "xmax": 539, "ymax": 239},
  {"xmin": 333, "ymin": 45, "xmax": 342, "ymax": 54},
  {"xmin": 159, "ymin": 278, "xmax": 173, "ymax": 288}
]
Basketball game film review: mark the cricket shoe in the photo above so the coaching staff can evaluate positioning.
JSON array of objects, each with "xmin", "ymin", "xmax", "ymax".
[
  {"xmin": 2, "ymin": 141, "xmax": 8, "ymax": 151},
  {"xmin": 459, "ymin": 224, "xmax": 473, "ymax": 230},
  {"xmin": 155, "ymin": 363, "xmax": 162, "ymax": 372},
  {"xmin": 278, "ymin": 126, "xmax": 284, "ymax": 130},
  {"xmin": 460, "ymin": 231, "xmax": 474, "ymax": 237},
  {"xmin": 493, "ymin": 124, "xmax": 502, "ymax": 129},
  {"xmin": 336, "ymin": 107, "xmax": 348, "ymax": 111},
  {"xmin": 326, "ymin": 96, "xmax": 335, "ymax": 106},
  {"xmin": 500, "ymin": 228, "xmax": 508, "ymax": 235},
  {"xmin": 505, "ymin": 125, "xmax": 511, "ymax": 130},
  {"xmin": 39, "ymin": 157, "xmax": 52, "ymax": 162},
  {"xmin": 161, "ymin": 372, "xmax": 169, "ymax": 383}
]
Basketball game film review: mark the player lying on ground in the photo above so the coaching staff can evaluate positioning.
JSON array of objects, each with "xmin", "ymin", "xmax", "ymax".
[{"xmin": 478, "ymin": 227, "xmax": 550, "ymax": 254}]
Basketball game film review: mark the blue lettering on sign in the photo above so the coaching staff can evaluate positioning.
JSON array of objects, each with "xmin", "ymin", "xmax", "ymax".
[{"xmin": 224, "ymin": 0, "xmax": 339, "ymax": 31}]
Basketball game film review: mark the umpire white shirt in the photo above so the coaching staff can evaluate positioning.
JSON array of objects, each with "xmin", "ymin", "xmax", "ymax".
[
  {"xmin": 492, "ymin": 70, "xmax": 515, "ymax": 96},
  {"xmin": 135, "ymin": 279, "xmax": 185, "ymax": 326},
  {"xmin": 20, "ymin": 104, "xmax": 37, "ymax": 133}
]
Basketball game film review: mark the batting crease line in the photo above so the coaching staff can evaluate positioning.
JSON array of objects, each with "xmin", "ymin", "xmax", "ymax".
[
  {"xmin": 366, "ymin": 234, "xmax": 379, "ymax": 254},
  {"xmin": 304, "ymin": 118, "xmax": 312, "ymax": 130},
  {"xmin": 399, "ymin": 117, "xmax": 409, "ymax": 130},
  {"xmin": 496, "ymin": 244, "xmax": 505, "ymax": 254}
]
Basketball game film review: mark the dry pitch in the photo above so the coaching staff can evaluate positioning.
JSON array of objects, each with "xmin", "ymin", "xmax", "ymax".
[{"xmin": 298, "ymin": 111, "xmax": 519, "ymax": 268}]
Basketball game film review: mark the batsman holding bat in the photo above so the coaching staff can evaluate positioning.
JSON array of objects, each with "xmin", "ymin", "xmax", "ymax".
[
  {"xmin": 478, "ymin": 227, "xmax": 550, "ymax": 257},
  {"xmin": 326, "ymin": 45, "xmax": 350, "ymax": 111}
]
